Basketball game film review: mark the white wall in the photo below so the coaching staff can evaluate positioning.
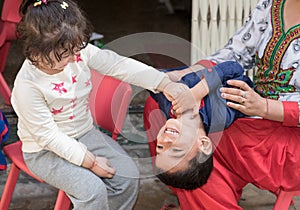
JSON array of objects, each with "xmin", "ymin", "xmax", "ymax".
[{"xmin": 191, "ymin": 0, "xmax": 258, "ymax": 64}]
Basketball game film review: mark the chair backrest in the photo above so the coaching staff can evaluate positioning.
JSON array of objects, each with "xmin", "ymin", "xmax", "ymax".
[
  {"xmin": 1, "ymin": 0, "xmax": 21, "ymax": 22},
  {"xmin": 89, "ymin": 69, "xmax": 132, "ymax": 140},
  {"xmin": 143, "ymin": 96, "xmax": 167, "ymax": 158}
]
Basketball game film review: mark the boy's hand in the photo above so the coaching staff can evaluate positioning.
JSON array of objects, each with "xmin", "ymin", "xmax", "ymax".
[
  {"xmin": 166, "ymin": 65, "xmax": 205, "ymax": 82},
  {"xmin": 157, "ymin": 78, "xmax": 198, "ymax": 117},
  {"xmin": 166, "ymin": 70, "xmax": 184, "ymax": 82}
]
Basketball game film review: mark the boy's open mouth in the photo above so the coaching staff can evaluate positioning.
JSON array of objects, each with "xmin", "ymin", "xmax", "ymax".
[{"xmin": 164, "ymin": 127, "xmax": 179, "ymax": 135}]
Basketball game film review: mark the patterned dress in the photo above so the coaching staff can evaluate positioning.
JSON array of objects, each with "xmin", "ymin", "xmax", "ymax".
[{"xmin": 206, "ymin": 0, "xmax": 300, "ymax": 102}]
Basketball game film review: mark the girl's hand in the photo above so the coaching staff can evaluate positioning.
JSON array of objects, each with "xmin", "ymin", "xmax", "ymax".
[
  {"xmin": 91, "ymin": 156, "xmax": 116, "ymax": 178},
  {"xmin": 220, "ymin": 80, "xmax": 267, "ymax": 117}
]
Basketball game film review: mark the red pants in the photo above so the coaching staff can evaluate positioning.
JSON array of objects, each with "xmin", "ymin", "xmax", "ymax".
[{"xmin": 144, "ymin": 97, "xmax": 300, "ymax": 210}]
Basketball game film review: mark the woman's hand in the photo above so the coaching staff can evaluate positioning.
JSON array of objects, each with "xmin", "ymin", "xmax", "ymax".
[
  {"xmin": 91, "ymin": 156, "xmax": 116, "ymax": 178},
  {"xmin": 220, "ymin": 80, "xmax": 267, "ymax": 117}
]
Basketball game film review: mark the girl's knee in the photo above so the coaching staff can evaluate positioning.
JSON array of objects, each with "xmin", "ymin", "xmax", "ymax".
[
  {"xmin": 68, "ymin": 178, "xmax": 109, "ymax": 210},
  {"xmin": 78, "ymin": 178, "xmax": 107, "ymax": 201},
  {"xmin": 115, "ymin": 175, "xmax": 139, "ymax": 195}
]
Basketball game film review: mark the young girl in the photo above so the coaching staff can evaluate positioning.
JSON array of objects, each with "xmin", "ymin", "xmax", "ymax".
[{"xmin": 11, "ymin": 0, "xmax": 197, "ymax": 209}]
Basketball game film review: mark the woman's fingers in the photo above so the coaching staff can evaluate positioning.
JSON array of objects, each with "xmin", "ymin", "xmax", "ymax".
[
  {"xmin": 226, "ymin": 79, "xmax": 252, "ymax": 91},
  {"xmin": 220, "ymin": 91, "xmax": 246, "ymax": 104},
  {"xmin": 220, "ymin": 80, "xmax": 251, "ymax": 104},
  {"xmin": 220, "ymin": 80, "xmax": 267, "ymax": 116}
]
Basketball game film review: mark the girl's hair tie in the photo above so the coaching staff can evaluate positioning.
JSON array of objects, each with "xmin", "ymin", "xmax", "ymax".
[
  {"xmin": 34, "ymin": 0, "xmax": 47, "ymax": 7},
  {"xmin": 60, "ymin": 1, "xmax": 69, "ymax": 9}
]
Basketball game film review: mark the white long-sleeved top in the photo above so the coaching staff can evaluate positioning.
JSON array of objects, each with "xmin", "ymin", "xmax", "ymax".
[{"xmin": 11, "ymin": 44, "xmax": 167, "ymax": 166}]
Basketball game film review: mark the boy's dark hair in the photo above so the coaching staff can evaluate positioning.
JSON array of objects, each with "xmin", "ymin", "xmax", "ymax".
[
  {"xmin": 17, "ymin": 0, "xmax": 93, "ymax": 67},
  {"xmin": 155, "ymin": 152, "xmax": 213, "ymax": 190}
]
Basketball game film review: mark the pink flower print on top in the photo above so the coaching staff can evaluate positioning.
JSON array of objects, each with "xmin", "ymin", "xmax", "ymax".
[
  {"xmin": 51, "ymin": 106, "xmax": 64, "ymax": 115},
  {"xmin": 85, "ymin": 103, "xmax": 90, "ymax": 112},
  {"xmin": 76, "ymin": 54, "xmax": 83, "ymax": 63},
  {"xmin": 52, "ymin": 82, "xmax": 67, "ymax": 94},
  {"xmin": 69, "ymin": 115, "xmax": 75, "ymax": 120},
  {"xmin": 72, "ymin": 75, "xmax": 77, "ymax": 84},
  {"xmin": 70, "ymin": 97, "xmax": 77, "ymax": 109},
  {"xmin": 85, "ymin": 79, "xmax": 91, "ymax": 87}
]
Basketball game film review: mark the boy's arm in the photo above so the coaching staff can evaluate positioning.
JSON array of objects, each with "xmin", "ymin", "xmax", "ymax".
[
  {"xmin": 190, "ymin": 78, "xmax": 209, "ymax": 105},
  {"xmin": 166, "ymin": 63, "xmax": 210, "ymax": 82}
]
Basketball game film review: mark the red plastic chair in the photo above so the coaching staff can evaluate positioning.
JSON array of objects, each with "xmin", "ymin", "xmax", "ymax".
[
  {"xmin": 0, "ymin": 69, "xmax": 132, "ymax": 209},
  {"xmin": 0, "ymin": 0, "xmax": 22, "ymax": 105},
  {"xmin": 143, "ymin": 96, "xmax": 166, "ymax": 159},
  {"xmin": 89, "ymin": 69, "xmax": 132, "ymax": 140},
  {"xmin": 273, "ymin": 190, "xmax": 300, "ymax": 210},
  {"xmin": 143, "ymin": 95, "xmax": 300, "ymax": 210}
]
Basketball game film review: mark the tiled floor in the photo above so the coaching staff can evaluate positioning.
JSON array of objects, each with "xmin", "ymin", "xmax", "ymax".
[{"xmin": 1, "ymin": 0, "xmax": 300, "ymax": 209}]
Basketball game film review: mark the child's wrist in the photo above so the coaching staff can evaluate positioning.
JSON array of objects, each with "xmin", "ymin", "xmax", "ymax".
[
  {"xmin": 191, "ymin": 89, "xmax": 202, "ymax": 110},
  {"xmin": 82, "ymin": 151, "xmax": 97, "ymax": 169},
  {"xmin": 191, "ymin": 84, "xmax": 206, "ymax": 104},
  {"xmin": 89, "ymin": 156, "xmax": 97, "ymax": 169}
]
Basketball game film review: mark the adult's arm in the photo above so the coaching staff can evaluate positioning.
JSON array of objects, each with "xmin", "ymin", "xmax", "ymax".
[
  {"xmin": 220, "ymin": 80, "xmax": 299, "ymax": 127},
  {"xmin": 170, "ymin": 0, "xmax": 269, "ymax": 79},
  {"xmin": 198, "ymin": 0, "xmax": 269, "ymax": 70},
  {"xmin": 194, "ymin": 0, "xmax": 299, "ymax": 126},
  {"xmin": 179, "ymin": 0, "xmax": 268, "ymax": 79}
]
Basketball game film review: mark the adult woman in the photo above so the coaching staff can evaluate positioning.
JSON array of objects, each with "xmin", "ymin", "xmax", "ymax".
[{"xmin": 147, "ymin": 0, "xmax": 300, "ymax": 209}]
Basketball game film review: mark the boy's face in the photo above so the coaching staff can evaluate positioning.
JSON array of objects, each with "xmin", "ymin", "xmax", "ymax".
[{"xmin": 155, "ymin": 112, "xmax": 207, "ymax": 173}]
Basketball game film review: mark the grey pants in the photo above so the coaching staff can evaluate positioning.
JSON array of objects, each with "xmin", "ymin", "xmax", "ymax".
[{"xmin": 23, "ymin": 127, "xmax": 140, "ymax": 210}]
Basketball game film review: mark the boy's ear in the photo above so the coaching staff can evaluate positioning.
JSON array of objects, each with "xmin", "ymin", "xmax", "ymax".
[{"xmin": 197, "ymin": 136, "xmax": 212, "ymax": 156}]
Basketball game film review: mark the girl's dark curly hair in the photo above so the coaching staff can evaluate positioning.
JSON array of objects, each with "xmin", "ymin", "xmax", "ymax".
[{"xmin": 17, "ymin": 0, "xmax": 93, "ymax": 67}]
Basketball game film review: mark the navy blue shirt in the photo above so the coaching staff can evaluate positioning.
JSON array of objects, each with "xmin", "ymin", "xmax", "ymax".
[{"xmin": 150, "ymin": 61, "xmax": 253, "ymax": 134}]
